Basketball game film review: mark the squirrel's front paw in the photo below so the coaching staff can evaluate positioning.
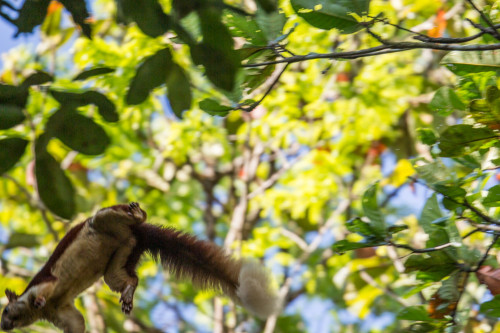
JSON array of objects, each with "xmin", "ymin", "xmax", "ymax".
[
  {"xmin": 34, "ymin": 296, "xmax": 46, "ymax": 309},
  {"xmin": 128, "ymin": 202, "xmax": 147, "ymax": 223}
]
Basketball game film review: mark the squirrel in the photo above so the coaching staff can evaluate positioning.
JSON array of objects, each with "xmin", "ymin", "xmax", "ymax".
[{"xmin": 0, "ymin": 203, "xmax": 279, "ymax": 332}]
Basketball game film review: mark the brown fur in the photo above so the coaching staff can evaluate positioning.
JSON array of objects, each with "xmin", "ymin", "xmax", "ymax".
[{"xmin": 22, "ymin": 222, "xmax": 86, "ymax": 294}]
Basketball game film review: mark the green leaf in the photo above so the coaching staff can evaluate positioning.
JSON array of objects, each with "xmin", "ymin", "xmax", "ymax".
[
  {"xmin": 0, "ymin": 138, "xmax": 28, "ymax": 175},
  {"xmin": 195, "ymin": 8, "xmax": 240, "ymax": 91},
  {"xmin": 397, "ymin": 306, "xmax": 432, "ymax": 321},
  {"xmin": 83, "ymin": 91, "xmax": 119, "ymax": 122},
  {"xmin": 0, "ymin": 105, "xmax": 26, "ymax": 129},
  {"xmin": 438, "ymin": 124, "xmax": 497, "ymax": 157},
  {"xmin": 405, "ymin": 253, "xmax": 456, "ymax": 280},
  {"xmin": 199, "ymin": 98, "xmax": 233, "ymax": 115},
  {"xmin": 419, "ymin": 194, "xmax": 442, "ymax": 235},
  {"xmin": 0, "ymin": 84, "xmax": 29, "ymax": 108},
  {"xmin": 166, "ymin": 64, "xmax": 192, "ymax": 118},
  {"xmin": 441, "ymin": 50, "xmax": 500, "ymax": 75},
  {"xmin": 255, "ymin": 8, "xmax": 287, "ymax": 42},
  {"xmin": 417, "ymin": 128, "xmax": 438, "ymax": 145},
  {"xmin": 172, "ymin": 0, "xmax": 198, "ymax": 19},
  {"xmin": 46, "ymin": 108, "xmax": 110, "ymax": 155},
  {"xmin": 72, "ymin": 67, "xmax": 115, "ymax": 81},
  {"xmin": 346, "ymin": 217, "xmax": 378, "ymax": 237},
  {"xmin": 21, "ymin": 71, "xmax": 54, "ymax": 88},
  {"xmin": 59, "ymin": 0, "xmax": 92, "ymax": 38},
  {"xmin": 35, "ymin": 146, "xmax": 76, "ymax": 219},
  {"xmin": 437, "ymin": 271, "xmax": 461, "ymax": 301},
  {"xmin": 126, "ymin": 48, "xmax": 173, "ymax": 105},
  {"xmin": 50, "ymin": 89, "xmax": 118, "ymax": 122},
  {"xmin": 413, "ymin": 159, "xmax": 448, "ymax": 184},
  {"xmin": 332, "ymin": 239, "xmax": 384, "ymax": 253},
  {"xmin": 226, "ymin": 13, "xmax": 268, "ymax": 45},
  {"xmin": 469, "ymin": 98, "xmax": 500, "ymax": 128},
  {"xmin": 6, "ymin": 232, "xmax": 40, "ymax": 249},
  {"xmin": 480, "ymin": 295, "xmax": 500, "ymax": 317},
  {"xmin": 290, "ymin": 0, "xmax": 369, "ymax": 33},
  {"xmin": 256, "ymin": 0, "xmax": 278, "ymax": 13},
  {"xmin": 387, "ymin": 225, "xmax": 409, "ymax": 234},
  {"xmin": 362, "ymin": 183, "xmax": 386, "ymax": 237},
  {"xmin": 429, "ymin": 87, "xmax": 466, "ymax": 115},
  {"xmin": 483, "ymin": 185, "xmax": 500, "ymax": 207},
  {"xmin": 117, "ymin": 0, "xmax": 170, "ymax": 37},
  {"xmin": 13, "ymin": 0, "xmax": 51, "ymax": 36}
]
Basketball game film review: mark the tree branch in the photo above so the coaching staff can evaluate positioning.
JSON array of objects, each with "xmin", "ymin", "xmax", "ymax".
[
  {"xmin": 389, "ymin": 241, "xmax": 455, "ymax": 253},
  {"xmin": 465, "ymin": 0, "xmax": 500, "ymax": 41},
  {"xmin": 243, "ymin": 42, "xmax": 500, "ymax": 68}
]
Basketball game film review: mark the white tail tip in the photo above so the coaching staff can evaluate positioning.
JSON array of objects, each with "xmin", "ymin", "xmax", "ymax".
[{"xmin": 236, "ymin": 261, "xmax": 280, "ymax": 319}]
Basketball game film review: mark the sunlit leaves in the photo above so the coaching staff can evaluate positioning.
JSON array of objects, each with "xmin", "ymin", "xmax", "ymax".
[
  {"xmin": 291, "ymin": 0, "xmax": 369, "ymax": 33},
  {"xmin": 0, "ymin": 138, "xmax": 28, "ymax": 174},
  {"xmin": 441, "ymin": 50, "xmax": 500, "ymax": 75}
]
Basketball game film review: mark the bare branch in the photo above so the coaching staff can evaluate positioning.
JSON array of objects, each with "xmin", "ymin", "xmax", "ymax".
[
  {"xmin": 389, "ymin": 241, "xmax": 455, "ymax": 253},
  {"xmin": 243, "ymin": 42, "xmax": 500, "ymax": 68}
]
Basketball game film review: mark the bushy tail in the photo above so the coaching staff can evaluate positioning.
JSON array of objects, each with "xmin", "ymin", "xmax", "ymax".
[{"xmin": 131, "ymin": 224, "xmax": 279, "ymax": 318}]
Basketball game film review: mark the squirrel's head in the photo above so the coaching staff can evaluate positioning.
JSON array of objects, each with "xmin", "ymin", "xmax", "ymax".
[{"xmin": 1, "ymin": 289, "xmax": 37, "ymax": 331}]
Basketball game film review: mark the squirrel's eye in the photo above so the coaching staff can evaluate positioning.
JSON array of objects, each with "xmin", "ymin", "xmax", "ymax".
[{"xmin": 4, "ymin": 307, "xmax": 8, "ymax": 314}]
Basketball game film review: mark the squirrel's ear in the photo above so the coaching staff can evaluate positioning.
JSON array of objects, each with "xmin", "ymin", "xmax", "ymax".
[{"xmin": 5, "ymin": 289, "xmax": 18, "ymax": 302}]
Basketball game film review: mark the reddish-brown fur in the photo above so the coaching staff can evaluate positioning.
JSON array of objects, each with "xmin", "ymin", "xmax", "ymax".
[{"xmin": 22, "ymin": 221, "xmax": 87, "ymax": 294}]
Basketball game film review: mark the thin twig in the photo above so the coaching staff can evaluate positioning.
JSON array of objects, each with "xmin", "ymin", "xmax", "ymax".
[
  {"xmin": 409, "ymin": 176, "xmax": 500, "ymax": 225},
  {"xmin": 473, "ymin": 234, "xmax": 500, "ymax": 272},
  {"xmin": 390, "ymin": 241, "xmax": 455, "ymax": 253},
  {"xmin": 358, "ymin": 269, "xmax": 411, "ymax": 307},
  {"xmin": 465, "ymin": 0, "xmax": 500, "ymax": 41},
  {"xmin": 243, "ymin": 43, "xmax": 500, "ymax": 68},
  {"xmin": 239, "ymin": 64, "xmax": 289, "ymax": 111}
]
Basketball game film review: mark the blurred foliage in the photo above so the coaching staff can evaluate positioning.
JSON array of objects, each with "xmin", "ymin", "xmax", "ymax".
[{"xmin": 1, "ymin": 0, "xmax": 500, "ymax": 332}]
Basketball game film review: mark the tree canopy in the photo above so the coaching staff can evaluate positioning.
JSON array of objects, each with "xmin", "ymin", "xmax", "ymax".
[{"xmin": 1, "ymin": 0, "xmax": 500, "ymax": 332}]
